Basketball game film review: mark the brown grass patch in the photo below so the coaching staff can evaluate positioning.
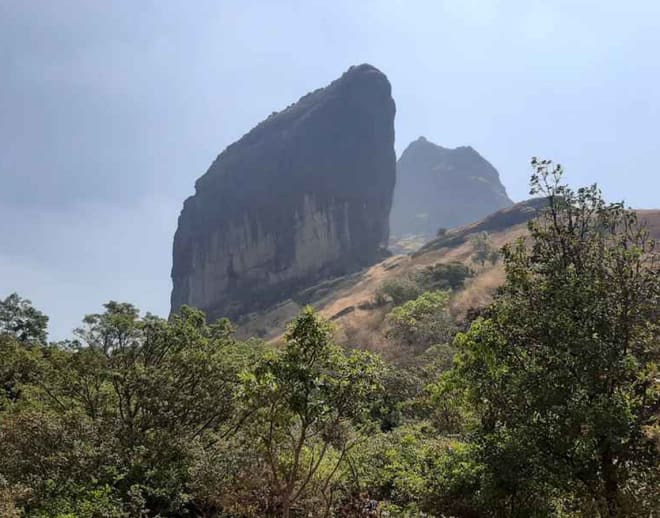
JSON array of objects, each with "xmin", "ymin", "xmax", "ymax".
[{"xmin": 451, "ymin": 265, "xmax": 505, "ymax": 321}]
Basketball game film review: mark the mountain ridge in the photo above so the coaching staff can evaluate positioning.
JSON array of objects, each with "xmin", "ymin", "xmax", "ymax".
[
  {"xmin": 390, "ymin": 136, "xmax": 513, "ymax": 240},
  {"xmin": 236, "ymin": 201, "xmax": 660, "ymax": 359}
]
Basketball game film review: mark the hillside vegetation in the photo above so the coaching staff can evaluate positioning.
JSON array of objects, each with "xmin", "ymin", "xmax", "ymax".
[
  {"xmin": 1, "ymin": 163, "xmax": 659, "ymax": 517},
  {"xmin": 240, "ymin": 198, "xmax": 660, "ymax": 363}
]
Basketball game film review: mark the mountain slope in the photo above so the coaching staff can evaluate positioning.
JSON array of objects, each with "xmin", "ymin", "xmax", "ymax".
[
  {"xmin": 237, "ymin": 201, "xmax": 660, "ymax": 361},
  {"xmin": 390, "ymin": 137, "xmax": 513, "ymax": 243}
]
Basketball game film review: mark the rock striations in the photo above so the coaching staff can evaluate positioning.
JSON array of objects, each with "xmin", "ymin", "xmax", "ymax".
[
  {"xmin": 390, "ymin": 137, "xmax": 513, "ymax": 239},
  {"xmin": 171, "ymin": 64, "xmax": 396, "ymax": 321}
]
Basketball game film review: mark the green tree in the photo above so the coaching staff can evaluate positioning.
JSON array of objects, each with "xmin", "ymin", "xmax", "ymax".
[
  {"xmin": 470, "ymin": 232, "xmax": 498, "ymax": 267},
  {"xmin": 416, "ymin": 261, "xmax": 473, "ymax": 292},
  {"xmin": 448, "ymin": 159, "xmax": 660, "ymax": 516},
  {"xmin": 70, "ymin": 302, "xmax": 250, "ymax": 444},
  {"xmin": 238, "ymin": 307, "xmax": 385, "ymax": 517},
  {"xmin": 376, "ymin": 275, "xmax": 424, "ymax": 306},
  {"xmin": 0, "ymin": 302, "xmax": 258, "ymax": 516},
  {"xmin": 386, "ymin": 291, "xmax": 454, "ymax": 350},
  {"xmin": 0, "ymin": 334, "xmax": 44, "ymax": 407},
  {"xmin": 344, "ymin": 422, "xmax": 487, "ymax": 518},
  {"xmin": 0, "ymin": 293, "xmax": 48, "ymax": 345}
]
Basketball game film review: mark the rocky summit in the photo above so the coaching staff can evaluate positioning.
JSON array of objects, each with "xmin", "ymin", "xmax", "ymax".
[
  {"xmin": 390, "ymin": 137, "xmax": 513, "ymax": 239},
  {"xmin": 171, "ymin": 64, "xmax": 396, "ymax": 321}
]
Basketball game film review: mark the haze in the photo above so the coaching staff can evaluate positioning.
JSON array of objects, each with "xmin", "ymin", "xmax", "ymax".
[{"xmin": 1, "ymin": 0, "xmax": 659, "ymax": 339}]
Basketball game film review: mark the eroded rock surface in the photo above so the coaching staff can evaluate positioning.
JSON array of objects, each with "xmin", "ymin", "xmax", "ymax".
[{"xmin": 171, "ymin": 64, "xmax": 396, "ymax": 320}]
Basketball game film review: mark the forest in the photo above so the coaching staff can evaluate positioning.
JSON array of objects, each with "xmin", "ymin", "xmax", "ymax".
[{"xmin": 1, "ymin": 164, "xmax": 658, "ymax": 517}]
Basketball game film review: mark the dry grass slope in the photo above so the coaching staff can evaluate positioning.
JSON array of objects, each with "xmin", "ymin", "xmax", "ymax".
[{"xmin": 237, "ymin": 203, "xmax": 660, "ymax": 360}]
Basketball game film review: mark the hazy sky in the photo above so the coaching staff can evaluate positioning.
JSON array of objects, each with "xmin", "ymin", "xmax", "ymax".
[{"xmin": 1, "ymin": 0, "xmax": 659, "ymax": 339}]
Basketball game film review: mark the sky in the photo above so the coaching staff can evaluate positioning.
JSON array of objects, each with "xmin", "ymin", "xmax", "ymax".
[{"xmin": 1, "ymin": 0, "xmax": 659, "ymax": 340}]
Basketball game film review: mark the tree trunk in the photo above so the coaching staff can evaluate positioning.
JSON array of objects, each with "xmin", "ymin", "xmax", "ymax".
[
  {"xmin": 601, "ymin": 447, "xmax": 619, "ymax": 517},
  {"xmin": 282, "ymin": 492, "xmax": 290, "ymax": 518}
]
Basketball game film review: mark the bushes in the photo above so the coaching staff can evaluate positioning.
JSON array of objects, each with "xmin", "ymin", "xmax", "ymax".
[
  {"xmin": 386, "ymin": 291, "xmax": 454, "ymax": 350},
  {"xmin": 375, "ymin": 262, "xmax": 473, "ymax": 307},
  {"xmin": 0, "ymin": 303, "xmax": 260, "ymax": 517},
  {"xmin": 376, "ymin": 263, "xmax": 471, "ymax": 351},
  {"xmin": 417, "ymin": 262, "xmax": 472, "ymax": 291},
  {"xmin": 2, "ymin": 160, "xmax": 659, "ymax": 516},
  {"xmin": 344, "ymin": 423, "xmax": 486, "ymax": 517},
  {"xmin": 376, "ymin": 276, "xmax": 424, "ymax": 306}
]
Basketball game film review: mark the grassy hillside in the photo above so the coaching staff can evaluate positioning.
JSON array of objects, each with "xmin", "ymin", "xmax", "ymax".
[{"xmin": 237, "ymin": 200, "xmax": 660, "ymax": 361}]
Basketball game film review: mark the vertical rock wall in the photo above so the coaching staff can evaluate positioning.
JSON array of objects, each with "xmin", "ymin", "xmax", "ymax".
[{"xmin": 171, "ymin": 64, "xmax": 396, "ymax": 320}]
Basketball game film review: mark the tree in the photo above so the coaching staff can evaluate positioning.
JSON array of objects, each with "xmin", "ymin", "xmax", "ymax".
[
  {"xmin": 0, "ymin": 301, "xmax": 258, "ymax": 516},
  {"xmin": 70, "ymin": 302, "xmax": 251, "ymax": 443},
  {"xmin": 449, "ymin": 159, "xmax": 660, "ymax": 516},
  {"xmin": 0, "ymin": 294, "xmax": 47, "ymax": 407},
  {"xmin": 0, "ymin": 293, "xmax": 48, "ymax": 345},
  {"xmin": 417, "ymin": 262, "xmax": 473, "ymax": 292},
  {"xmin": 376, "ymin": 276, "xmax": 424, "ymax": 306},
  {"xmin": 238, "ymin": 307, "xmax": 384, "ymax": 517},
  {"xmin": 386, "ymin": 291, "xmax": 454, "ymax": 350},
  {"xmin": 0, "ymin": 335, "xmax": 43, "ymax": 408},
  {"xmin": 470, "ymin": 232, "xmax": 498, "ymax": 267}
]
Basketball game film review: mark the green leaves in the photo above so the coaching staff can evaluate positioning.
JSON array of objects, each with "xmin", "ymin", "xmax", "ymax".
[
  {"xmin": 2, "ymin": 157, "xmax": 658, "ymax": 516},
  {"xmin": 386, "ymin": 290, "xmax": 453, "ymax": 350},
  {"xmin": 446, "ymin": 160, "xmax": 660, "ymax": 515},
  {"xmin": 236, "ymin": 307, "xmax": 385, "ymax": 515},
  {"xmin": 0, "ymin": 293, "xmax": 48, "ymax": 345},
  {"xmin": 0, "ymin": 302, "xmax": 258, "ymax": 516}
]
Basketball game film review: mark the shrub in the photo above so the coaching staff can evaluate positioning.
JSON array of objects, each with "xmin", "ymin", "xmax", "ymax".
[
  {"xmin": 386, "ymin": 291, "xmax": 454, "ymax": 350},
  {"xmin": 416, "ymin": 262, "xmax": 473, "ymax": 292},
  {"xmin": 376, "ymin": 276, "xmax": 424, "ymax": 306}
]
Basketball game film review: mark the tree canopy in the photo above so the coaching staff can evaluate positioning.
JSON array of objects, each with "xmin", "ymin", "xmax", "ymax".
[
  {"xmin": 0, "ymin": 160, "xmax": 658, "ymax": 517},
  {"xmin": 0, "ymin": 293, "xmax": 48, "ymax": 345},
  {"xmin": 448, "ymin": 159, "xmax": 660, "ymax": 516}
]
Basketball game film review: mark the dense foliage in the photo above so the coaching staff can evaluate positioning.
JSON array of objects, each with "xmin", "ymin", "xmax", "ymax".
[
  {"xmin": 0, "ymin": 293, "xmax": 48, "ymax": 345},
  {"xmin": 447, "ymin": 160, "xmax": 660, "ymax": 517},
  {"xmin": 386, "ymin": 291, "xmax": 453, "ymax": 350},
  {"xmin": 376, "ymin": 261, "xmax": 472, "ymax": 306},
  {"xmin": 1, "ymin": 164, "xmax": 658, "ymax": 516}
]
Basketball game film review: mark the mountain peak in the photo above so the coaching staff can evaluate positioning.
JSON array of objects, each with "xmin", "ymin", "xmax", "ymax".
[
  {"xmin": 390, "ymin": 137, "xmax": 514, "ymax": 239},
  {"xmin": 172, "ymin": 66, "xmax": 396, "ymax": 321}
]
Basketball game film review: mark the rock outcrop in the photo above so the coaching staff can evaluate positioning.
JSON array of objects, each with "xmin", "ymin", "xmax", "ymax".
[
  {"xmin": 171, "ymin": 64, "xmax": 396, "ymax": 321},
  {"xmin": 390, "ymin": 137, "xmax": 513, "ymax": 239}
]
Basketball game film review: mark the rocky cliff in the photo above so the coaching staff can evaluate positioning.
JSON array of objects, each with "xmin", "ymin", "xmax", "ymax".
[
  {"xmin": 171, "ymin": 64, "xmax": 396, "ymax": 321},
  {"xmin": 390, "ymin": 137, "xmax": 513, "ymax": 239},
  {"xmin": 236, "ymin": 203, "xmax": 660, "ymax": 349}
]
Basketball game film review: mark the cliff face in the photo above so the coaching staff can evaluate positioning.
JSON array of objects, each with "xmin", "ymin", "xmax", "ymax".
[
  {"xmin": 390, "ymin": 137, "xmax": 513, "ymax": 238},
  {"xmin": 171, "ymin": 64, "xmax": 396, "ymax": 321}
]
